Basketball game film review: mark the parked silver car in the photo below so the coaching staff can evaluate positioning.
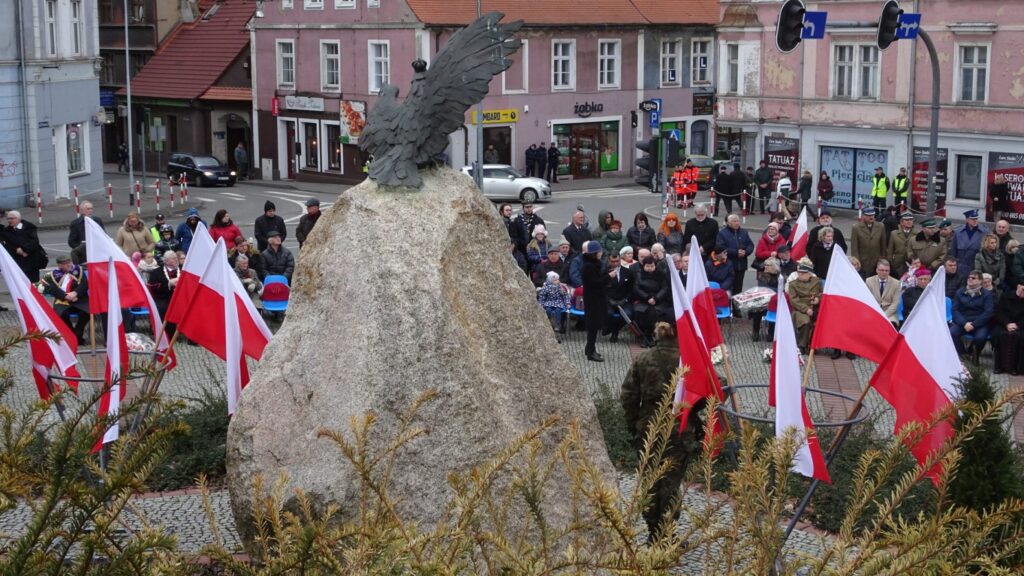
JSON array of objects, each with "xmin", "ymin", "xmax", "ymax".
[{"xmin": 461, "ymin": 164, "xmax": 552, "ymax": 203}]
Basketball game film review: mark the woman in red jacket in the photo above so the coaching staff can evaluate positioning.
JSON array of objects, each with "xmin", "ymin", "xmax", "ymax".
[
  {"xmin": 209, "ymin": 208, "xmax": 244, "ymax": 247},
  {"xmin": 755, "ymin": 222, "xmax": 788, "ymax": 261}
]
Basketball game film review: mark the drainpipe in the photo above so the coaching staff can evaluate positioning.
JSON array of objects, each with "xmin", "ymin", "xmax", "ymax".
[
  {"xmin": 250, "ymin": 21, "xmax": 259, "ymax": 178},
  {"xmin": 906, "ymin": 0, "xmax": 919, "ymax": 178},
  {"xmin": 16, "ymin": 0, "xmax": 36, "ymax": 203}
]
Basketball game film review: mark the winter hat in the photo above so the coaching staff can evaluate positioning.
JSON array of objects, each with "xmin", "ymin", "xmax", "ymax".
[
  {"xmin": 619, "ymin": 245, "xmax": 634, "ymax": 256},
  {"xmin": 558, "ymin": 237, "xmax": 570, "ymax": 247},
  {"xmin": 585, "ymin": 241, "xmax": 602, "ymax": 254},
  {"xmin": 131, "ymin": 252, "xmax": 142, "ymax": 266},
  {"xmin": 306, "ymin": 198, "xmax": 321, "ymax": 208},
  {"xmin": 264, "ymin": 201, "xmax": 276, "ymax": 212},
  {"xmin": 546, "ymin": 245, "xmax": 560, "ymax": 253},
  {"xmin": 915, "ymin": 268, "xmax": 933, "ymax": 278},
  {"xmin": 797, "ymin": 262, "xmax": 813, "ymax": 273},
  {"xmin": 533, "ymin": 225, "xmax": 548, "ymax": 238},
  {"xmin": 186, "ymin": 207, "xmax": 199, "ymax": 218},
  {"xmin": 546, "ymin": 271, "xmax": 560, "ymax": 283}
]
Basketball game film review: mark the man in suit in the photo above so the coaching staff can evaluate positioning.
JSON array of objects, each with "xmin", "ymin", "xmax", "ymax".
[
  {"xmin": 603, "ymin": 252, "xmax": 635, "ymax": 343},
  {"xmin": 147, "ymin": 250, "xmax": 181, "ymax": 337},
  {"xmin": 67, "ymin": 201, "xmax": 104, "ymax": 250},
  {"xmin": 562, "ymin": 211, "xmax": 593, "ymax": 257},
  {"xmin": 865, "ymin": 259, "xmax": 901, "ymax": 328}
]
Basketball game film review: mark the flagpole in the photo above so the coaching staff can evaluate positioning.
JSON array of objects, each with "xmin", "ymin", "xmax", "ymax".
[
  {"xmin": 719, "ymin": 354, "xmax": 746, "ymax": 432},
  {"xmin": 89, "ymin": 314, "xmax": 100, "ymax": 380},
  {"xmin": 800, "ymin": 349, "xmax": 815, "ymax": 390}
]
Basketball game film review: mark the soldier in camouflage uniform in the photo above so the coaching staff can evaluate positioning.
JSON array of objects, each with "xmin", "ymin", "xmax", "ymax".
[
  {"xmin": 621, "ymin": 322, "xmax": 703, "ymax": 542},
  {"xmin": 907, "ymin": 219, "xmax": 946, "ymax": 272},
  {"xmin": 787, "ymin": 261, "xmax": 823, "ymax": 353}
]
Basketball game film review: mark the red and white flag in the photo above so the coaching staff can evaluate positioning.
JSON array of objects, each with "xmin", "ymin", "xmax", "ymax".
[
  {"xmin": 0, "ymin": 247, "xmax": 80, "ymax": 399},
  {"xmin": 95, "ymin": 258, "xmax": 129, "ymax": 451},
  {"xmin": 176, "ymin": 239, "xmax": 258, "ymax": 413},
  {"xmin": 84, "ymin": 218, "xmax": 173, "ymax": 367},
  {"xmin": 684, "ymin": 240, "xmax": 724, "ymax": 351},
  {"xmin": 167, "ymin": 223, "xmax": 271, "ymax": 360},
  {"xmin": 811, "ymin": 245, "xmax": 898, "ymax": 363},
  {"xmin": 869, "ymin": 267, "xmax": 960, "ymax": 484},
  {"xmin": 789, "ymin": 207, "xmax": 810, "ymax": 261},
  {"xmin": 772, "ymin": 277, "xmax": 830, "ymax": 483},
  {"xmin": 668, "ymin": 258, "xmax": 726, "ymax": 434}
]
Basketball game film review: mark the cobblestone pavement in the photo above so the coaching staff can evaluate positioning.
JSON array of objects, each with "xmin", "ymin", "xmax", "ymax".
[{"xmin": 0, "ymin": 308, "xmax": 1018, "ymax": 568}]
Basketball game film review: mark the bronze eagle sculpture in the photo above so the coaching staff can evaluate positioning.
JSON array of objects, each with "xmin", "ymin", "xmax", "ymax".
[{"xmin": 359, "ymin": 12, "xmax": 522, "ymax": 188}]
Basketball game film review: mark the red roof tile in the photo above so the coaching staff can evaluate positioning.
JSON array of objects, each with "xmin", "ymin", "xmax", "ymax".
[
  {"xmin": 123, "ymin": 0, "xmax": 253, "ymax": 100},
  {"xmin": 200, "ymin": 86, "xmax": 252, "ymax": 101},
  {"xmin": 405, "ymin": 0, "xmax": 718, "ymax": 26}
]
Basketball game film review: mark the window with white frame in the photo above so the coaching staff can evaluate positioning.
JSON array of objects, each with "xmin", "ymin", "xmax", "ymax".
[
  {"xmin": 304, "ymin": 0, "xmax": 323, "ymax": 9},
  {"xmin": 552, "ymin": 40, "xmax": 575, "ymax": 90},
  {"xmin": 334, "ymin": 0, "xmax": 355, "ymax": 7},
  {"xmin": 368, "ymin": 0, "xmax": 379, "ymax": 6},
  {"xmin": 832, "ymin": 44, "xmax": 879, "ymax": 99},
  {"xmin": 957, "ymin": 45, "xmax": 988, "ymax": 103},
  {"xmin": 369, "ymin": 41, "xmax": 390, "ymax": 93},
  {"xmin": 66, "ymin": 123, "xmax": 87, "ymax": 175},
  {"xmin": 598, "ymin": 40, "xmax": 620, "ymax": 89},
  {"xmin": 321, "ymin": 41, "xmax": 340, "ymax": 91},
  {"xmin": 691, "ymin": 38, "xmax": 711, "ymax": 85},
  {"xmin": 502, "ymin": 38, "xmax": 528, "ymax": 94},
  {"xmin": 70, "ymin": 0, "xmax": 83, "ymax": 56},
  {"xmin": 276, "ymin": 40, "xmax": 295, "ymax": 88},
  {"xmin": 282, "ymin": 0, "xmax": 293, "ymax": 8},
  {"xmin": 726, "ymin": 43, "xmax": 739, "ymax": 93},
  {"xmin": 660, "ymin": 40, "xmax": 679, "ymax": 86},
  {"xmin": 45, "ymin": 0, "xmax": 57, "ymax": 57}
]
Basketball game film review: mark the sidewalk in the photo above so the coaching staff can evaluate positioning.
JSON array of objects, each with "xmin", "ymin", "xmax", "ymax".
[{"xmin": 34, "ymin": 170, "xmax": 203, "ymax": 232}]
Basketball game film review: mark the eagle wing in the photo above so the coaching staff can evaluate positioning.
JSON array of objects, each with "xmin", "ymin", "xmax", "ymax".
[
  {"xmin": 411, "ymin": 12, "xmax": 522, "ymax": 164},
  {"xmin": 359, "ymin": 84, "xmax": 401, "ymax": 159}
]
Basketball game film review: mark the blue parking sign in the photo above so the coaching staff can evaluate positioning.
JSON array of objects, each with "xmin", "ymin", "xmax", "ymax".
[{"xmin": 649, "ymin": 110, "xmax": 660, "ymax": 128}]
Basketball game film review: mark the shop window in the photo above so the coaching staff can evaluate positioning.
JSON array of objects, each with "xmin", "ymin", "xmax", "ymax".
[
  {"xmin": 66, "ymin": 123, "xmax": 87, "ymax": 175},
  {"xmin": 552, "ymin": 121, "xmax": 620, "ymax": 179},
  {"xmin": 326, "ymin": 124, "xmax": 342, "ymax": 171},
  {"xmin": 819, "ymin": 146, "xmax": 888, "ymax": 209},
  {"xmin": 599, "ymin": 122, "xmax": 619, "ymax": 173},
  {"xmin": 956, "ymin": 155, "xmax": 983, "ymax": 200},
  {"xmin": 304, "ymin": 123, "xmax": 319, "ymax": 170},
  {"xmin": 482, "ymin": 126, "xmax": 512, "ymax": 165}
]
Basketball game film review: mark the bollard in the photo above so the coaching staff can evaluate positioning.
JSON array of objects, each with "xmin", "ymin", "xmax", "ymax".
[
  {"xmin": 135, "ymin": 181, "xmax": 141, "ymax": 210},
  {"xmin": 73, "ymin": 185, "xmax": 80, "ymax": 215},
  {"xmin": 107, "ymin": 183, "xmax": 114, "ymax": 218},
  {"xmin": 134, "ymin": 180, "xmax": 141, "ymax": 208},
  {"xmin": 169, "ymin": 178, "xmax": 176, "ymax": 208},
  {"xmin": 180, "ymin": 174, "xmax": 189, "ymax": 201},
  {"xmin": 154, "ymin": 179, "xmax": 161, "ymax": 212},
  {"xmin": 857, "ymin": 197, "xmax": 863, "ymax": 219},
  {"xmin": 36, "ymin": 190, "xmax": 43, "ymax": 224},
  {"xmin": 741, "ymin": 190, "xmax": 749, "ymax": 225}
]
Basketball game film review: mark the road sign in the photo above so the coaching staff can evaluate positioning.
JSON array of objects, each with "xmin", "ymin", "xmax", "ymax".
[
  {"xmin": 667, "ymin": 129, "xmax": 682, "ymax": 141},
  {"xmin": 649, "ymin": 110, "xmax": 660, "ymax": 128},
  {"xmin": 895, "ymin": 13, "xmax": 921, "ymax": 39},
  {"xmin": 639, "ymin": 100, "xmax": 658, "ymax": 112},
  {"xmin": 801, "ymin": 11, "xmax": 827, "ymax": 39},
  {"xmin": 653, "ymin": 98, "xmax": 663, "ymax": 112}
]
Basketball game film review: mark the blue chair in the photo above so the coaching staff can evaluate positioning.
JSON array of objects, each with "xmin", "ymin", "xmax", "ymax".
[
  {"xmin": 261, "ymin": 278, "xmax": 290, "ymax": 315},
  {"xmin": 764, "ymin": 310, "xmax": 777, "ymax": 324},
  {"xmin": 897, "ymin": 299, "xmax": 904, "ymax": 322},
  {"xmin": 945, "ymin": 297, "xmax": 953, "ymax": 323},
  {"xmin": 127, "ymin": 306, "xmax": 151, "ymax": 331},
  {"xmin": 263, "ymin": 275, "xmax": 290, "ymax": 287},
  {"xmin": 708, "ymin": 281, "xmax": 721, "ymax": 289}
]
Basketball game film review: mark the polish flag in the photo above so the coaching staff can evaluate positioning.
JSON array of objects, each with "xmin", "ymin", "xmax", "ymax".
[
  {"xmin": 94, "ymin": 258, "xmax": 129, "ymax": 451},
  {"xmin": 0, "ymin": 247, "xmax": 80, "ymax": 399},
  {"xmin": 789, "ymin": 207, "xmax": 810, "ymax": 261},
  {"xmin": 167, "ymin": 223, "xmax": 271, "ymax": 360},
  {"xmin": 668, "ymin": 257, "xmax": 726, "ymax": 434},
  {"xmin": 868, "ymin": 268, "xmax": 960, "ymax": 484},
  {"xmin": 684, "ymin": 240, "xmax": 723, "ymax": 350},
  {"xmin": 84, "ymin": 218, "xmax": 173, "ymax": 367},
  {"xmin": 176, "ymin": 239, "xmax": 256, "ymax": 413},
  {"xmin": 772, "ymin": 276, "xmax": 830, "ymax": 483},
  {"xmin": 811, "ymin": 245, "xmax": 898, "ymax": 363}
]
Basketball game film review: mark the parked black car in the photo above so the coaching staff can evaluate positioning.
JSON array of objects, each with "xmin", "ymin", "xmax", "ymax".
[{"xmin": 167, "ymin": 153, "xmax": 236, "ymax": 187}]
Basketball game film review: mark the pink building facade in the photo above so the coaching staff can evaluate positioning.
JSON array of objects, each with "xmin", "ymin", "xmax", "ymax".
[
  {"xmin": 717, "ymin": 0, "xmax": 1024, "ymax": 222},
  {"xmin": 250, "ymin": 0, "xmax": 718, "ymax": 184}
]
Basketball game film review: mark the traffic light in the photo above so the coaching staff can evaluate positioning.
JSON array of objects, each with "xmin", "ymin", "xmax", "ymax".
[
  {"xmin": 664, "ymin": 138, "xmax": 683, "ymax": 168},
  {"xmin": 635, "ymin": 137, "xmax": 659, "ymax": 188},
  {"xmin": 877, "ymin": 0, "xmax": 903, "ymax": 51},
  {"xmin": 776, "ymin": 0, "xmax": 806, "ymax": 53}
]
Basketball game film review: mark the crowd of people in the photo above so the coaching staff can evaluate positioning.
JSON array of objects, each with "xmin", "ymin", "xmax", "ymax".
[
  {"xmin": 503, "ymin": 198, "xmax": 1024, "ymax": 374},
  {"xmin": 0, "ymin": 198, "xmax": 326, "ymax": 344}
]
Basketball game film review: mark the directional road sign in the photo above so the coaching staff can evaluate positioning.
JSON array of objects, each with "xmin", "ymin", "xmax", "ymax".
[
  {"xmin": 801, "ymin": 11, "xmax": 828, "ymax": 39},
  {"xmin": 895, "ymin": 13, "xmax": 921, "ymax": 39}
]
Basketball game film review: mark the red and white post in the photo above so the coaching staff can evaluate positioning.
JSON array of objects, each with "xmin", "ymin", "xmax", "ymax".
[
  {"xmin": 180, "ymin": 173, "xmax": 189, "ymax": 201},
  {"xmin": 134, "ymin": 180, "xmax": 141, "ymax": 209},
  {"xmin": 154, "ymin": 179, "xmax": 161, "ymax": 212},
  {"xmin": 73, "ymin": 185, "xmax": 80, "ymax": 215},
  {"xmin": 107, "ymin": 183, "xmax": 114, "ymax": 218},
  {"xmin": 741, "ymin": 189, "xmax": 749, "ymax": 224},
  {"xmin": 35, "ymin": 190, "xmax": 43, "ymax": 224},
  {"xmin": 135, "ymin": 180, "xmax": 141, "ymax": 210},
  {"xmin": 169, "ymin": 177, "xmax": 176, "ymax": 208}
]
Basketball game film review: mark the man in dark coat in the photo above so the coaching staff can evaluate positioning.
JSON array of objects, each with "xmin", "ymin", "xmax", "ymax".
[
  {"xmin": 254, "ymin": 201, "xmax": 288, "ymax": 252},
  {"xmin": 716, "ymin": 215, "xmax": 754, "ymax": 292},
  {"xmin": 753, "ymin": 161, "xmax": 774, "ymax": 215},
  {"xmin": 4, "ymin": 210, "xmax": 46, "ymax": 282},
  {"xmin": 524, "ymin": 144, "xmax": 537, "ymax": 177},
  {"xmin": 807, "ymin": 210, "xmax": 847, "ymax": 254},
  {"xmin": 40, "ymin": 255, "xmax": 90, "ymax": 341},
  {"xmin": 146, "ymin": 251, "xmax": 181, "ymax": 337},
  {"xmin": 261, "ymin": 231, "xmax": 295, "ymax": 282},
  {"xmin": 581, "ymin": 242, "xmax": 606, "ymax": 362},
  {"xmin": 536, "ymin": 143, "xmax": 548, "ymax": 181},
  {"xmin": 993, "ymin": 282, "xmax": 1024, "ymax": 375},
  {"xmin": 562, "ymin": 210, "xmax": 592, "ymax": 257},
  {"xmin": 513, "ymin": 201, "xmax": 545, "ymax": 253},
  {"xmin": 711, "ymin": 165, "xmax": 733, "ymax": 216},
  {"xmin": 730, "ymin": 162, "xmax": 749, "ymax": 211},
  {"xmin": 683, "ymin": 204, "xmax": 719, "ymax": 257},
  {"xmin": 950, "ymin": 270, "xmax": 993, "ymax": 361},
  {"xmin": 546, "ymin": 141, "xmax": 560, "ymax": 183},
  {"xmin": 621, "ymin": 321, "xmax": 703, "ymax": 543},
  {"xmin": 603, "ymin": 252, "xmax": 634, "ymax": 343},
  {"xmin": 295, "ymin": 198, "xmax": 321, "ymax": 249},
  {"xmin": 67, "ymin": 201, "xmax": 104, "ymax": 249},
  {"xmin": 533, "ymin": 246, "xmax": 568, "ymax": 288}
]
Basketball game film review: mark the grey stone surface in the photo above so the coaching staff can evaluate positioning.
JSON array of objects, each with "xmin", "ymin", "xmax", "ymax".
[{"xmin": 226, "ymin": 167, "xmax": 616, "ymax": 545}]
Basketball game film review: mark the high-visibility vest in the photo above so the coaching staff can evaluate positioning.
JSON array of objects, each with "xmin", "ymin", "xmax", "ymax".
[
  {"xmin": 673, "ymin": 169, "xmax": 686, "ymax": 194},
  {"xmin": 682, "ymin": 166, "xmax": 700, "ymax": 194},
  {"xmin": 892, "ymin": 175, "xmax": 909, "ymax": 198},
  {"xmin": 871, "ymin": 175, "xmax": 889, "ymax": 198}
]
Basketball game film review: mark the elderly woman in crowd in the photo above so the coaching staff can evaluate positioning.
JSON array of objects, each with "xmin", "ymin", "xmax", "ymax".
[
  {"xmin": 627, "ymin": 212, "xmax": 655, "ymax": 252},
  {"xmin": 751, "ymin": 257, "xmax": 781, "ymax": 342},
  {"xmin": 755, "ymin": 222, "xmax": 787, "ymax": 264},
  {"xmin": 234, "ymin": 254, "xmax": 264, "ymax": 304},
  {"xmin": 632, "ymin": 256, "xmax": 671, "ymax": 342},
  {"xmin": 974, "ymin": 233, "xmax": 1005, "ymax": 288},
  {"xmin": 115, "ymin": 211, "xmax": 154, "ymax": 257}
]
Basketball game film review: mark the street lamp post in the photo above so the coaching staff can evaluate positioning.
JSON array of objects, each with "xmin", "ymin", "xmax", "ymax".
[
  {"xmin": 123, "ymin": 0, "xmax": 134, "ymax": 194},
  {"xmin": 474, "ymin": 0, "xmax": 484, "ymax": 189}
]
